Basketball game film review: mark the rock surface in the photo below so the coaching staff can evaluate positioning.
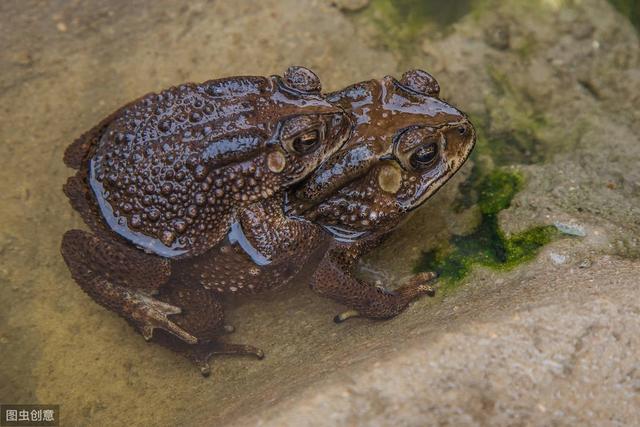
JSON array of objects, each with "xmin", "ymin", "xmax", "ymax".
[
  {"xmin": 0, "ymin": 0, "xmax": 638, "ymax": 426},
  {"xmin": 238, "ymin": 256, "xmax": 640, "ymax": 427}
]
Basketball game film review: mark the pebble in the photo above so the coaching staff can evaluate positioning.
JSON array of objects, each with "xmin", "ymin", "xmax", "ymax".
[
  {"xmin": 554, "ymin": 221, "xmax": 586, "ymax": 237},
  {"xmin": 578, "ymin": 259, "xmax": 592, "ymax": 268},
  {"xmin": 549, "ymin": 251, "xmax": 567, "ymax": 265}
]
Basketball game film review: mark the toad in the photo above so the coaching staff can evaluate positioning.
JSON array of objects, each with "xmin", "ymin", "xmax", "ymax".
[
  {"xmin": 290, "ymin": 69, "xmax": 476, "ymax": 322},
  {"xmin": 61, "ymin": 66, "xmax": 350, "ymax": 343}
]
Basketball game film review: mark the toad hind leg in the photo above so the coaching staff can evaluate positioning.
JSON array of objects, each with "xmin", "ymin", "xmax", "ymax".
[
  {"xmin": 311, "ymin": 234, "xmax": 437, "ymax": 322},
  {"xmin": 61, "ymin": 229, "xmax": 197, "ymax": 344},
  {"xmin": 152, "ymin": 285, "xmax": 264, "ymax": 377}
]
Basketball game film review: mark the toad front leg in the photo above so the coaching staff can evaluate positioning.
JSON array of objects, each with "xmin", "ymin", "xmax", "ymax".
[
  {"xmin": 311, "ymin": 232, "xmax": 437, "ymax": 322},
  {"xmin": 60, "ymin": 229, "xmax": 197, "ymax": 344}
]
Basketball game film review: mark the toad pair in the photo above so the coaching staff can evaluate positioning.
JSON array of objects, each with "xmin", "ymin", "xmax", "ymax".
[{"xmin": 61, "ymin": 66, "xmax": 475, "ymax": 375}]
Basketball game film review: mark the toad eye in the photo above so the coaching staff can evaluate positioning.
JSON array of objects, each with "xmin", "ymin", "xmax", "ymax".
[
  {"xmin": 281, "ymin": 115, "xmax": 325, "ymax": 155},
  {"xmin": 291, "ymin": 129, "xmax": 321, "ymax": 154},
  {"xmin": 409, "ymin": 142, "xmax": 439, "ymax": 170}
]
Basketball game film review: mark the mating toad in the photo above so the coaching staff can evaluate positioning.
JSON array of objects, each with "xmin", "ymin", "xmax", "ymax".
[{"xmin": 61, "ymin": 68, "xmax": 475, "ymax": 375}]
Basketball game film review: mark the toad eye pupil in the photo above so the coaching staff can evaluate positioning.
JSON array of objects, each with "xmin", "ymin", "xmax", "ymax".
[
  {"xmin": 292, "ymin": 130, "xmax": 320, "ymax": 154},
  {"xmin": 409, "ymin": 143, "xmax": 438, "ymax": 169}
]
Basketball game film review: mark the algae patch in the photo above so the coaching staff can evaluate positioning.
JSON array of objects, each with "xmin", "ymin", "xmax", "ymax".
[{"xmin": 416, "ymin": 169, "xmax": 558, "ymax": 291}]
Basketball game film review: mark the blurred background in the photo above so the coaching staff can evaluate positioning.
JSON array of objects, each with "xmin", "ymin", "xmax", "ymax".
[{"xmin": 1, "ymin": 0, "xmax": 639, "ymax": 425}]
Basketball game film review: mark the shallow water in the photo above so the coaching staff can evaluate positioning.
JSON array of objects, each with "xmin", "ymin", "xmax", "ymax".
[{"xmin": 1, "ymin": 0, "xmax": 639, "ymax": 425}]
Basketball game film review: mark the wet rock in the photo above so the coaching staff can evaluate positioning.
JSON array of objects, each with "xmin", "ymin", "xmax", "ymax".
[{"xmin": 231, "ymin": 257, "xmax": 640, "ymax": 427}]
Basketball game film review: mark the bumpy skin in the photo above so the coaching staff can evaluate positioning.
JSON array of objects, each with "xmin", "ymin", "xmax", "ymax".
[
  {"xmin": 71, "ymin": 67, "xmax": 350, "ymax": 258},
  {"xmin": 61, "ymin": 68, "xmax": 475, "ymax": 375},
  {"xmin": 61, "ymin": 67, "xmax": 351, "ymax": 373},
  {"xmin": 288, "ymin": 69, "xmax": 477, "ymax": 321}
]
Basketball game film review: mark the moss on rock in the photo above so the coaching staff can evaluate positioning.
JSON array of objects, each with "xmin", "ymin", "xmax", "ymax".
[{"xmin": 416, "ymin": 169, "xmax": 558, "ymax": 291}]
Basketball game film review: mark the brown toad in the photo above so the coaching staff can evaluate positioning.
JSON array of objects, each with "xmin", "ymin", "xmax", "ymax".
[
  {"xmin": 290, "ymin": 69, "xmax": 476, "ymax": 322},
  {"xmin": 61, "ymin": 66, "xmax": 350, "ymax": 345}
]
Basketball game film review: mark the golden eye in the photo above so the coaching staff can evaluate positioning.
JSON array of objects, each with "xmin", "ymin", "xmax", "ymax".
[
  {"xmin": 280, "ymin": 115, "xmax": 325, "ymax": 156},
  {"xmin": 291, "ymin": 129, "xmax": 321, "ymax": 154},
  {"xmin": 409, "ymin": 142, "xmax": 438, "ymax": 170}
]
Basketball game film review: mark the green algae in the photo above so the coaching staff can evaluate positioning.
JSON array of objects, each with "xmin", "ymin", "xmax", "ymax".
[
  {"xmin": 607, "ymin": 0, "xmax": 640, "ymax": 31},
  {"xmin": 477, "ymin": 167, "xmax": 522, "ymax": 214},
  {"xmin": 416, "ymin": 169, "xmax": 558, "ymax": 291}
]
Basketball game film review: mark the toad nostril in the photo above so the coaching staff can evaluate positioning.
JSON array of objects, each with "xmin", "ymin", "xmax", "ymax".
[{"xmin": 457, "ymin": 126, "xmax": 467, "ymax": 136}]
